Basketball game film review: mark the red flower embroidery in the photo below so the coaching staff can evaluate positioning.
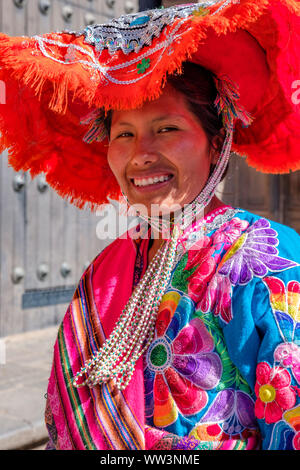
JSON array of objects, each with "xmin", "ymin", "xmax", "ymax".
[
  {"xmin": 293, "ymin": 431, "xmax": 300, "ymax": 450},
  {"xmin": 185, "ymin": 218, "xmax": 249, "ymax": 314},
  {"xmin": 198, "ymin": 273, "xmax": 233, "ymax": 324},
  {"xmin": 254, "ymin": 362, "xmax": 296, "ymax": 424}
]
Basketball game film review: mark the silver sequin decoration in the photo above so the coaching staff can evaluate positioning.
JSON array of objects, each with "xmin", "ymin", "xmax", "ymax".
[
  {"xmin": 68, "ymin": 1, "xmax": 236, "ymax": 55},
  {"xmin": 32, "ymin": 1, "xmax": 239, "ymax": 86}
]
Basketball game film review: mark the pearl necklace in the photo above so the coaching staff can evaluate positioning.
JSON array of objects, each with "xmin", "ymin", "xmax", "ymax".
[{"xmin": 73, "ymin": 224, "xmax": 181, "ymax": 390}]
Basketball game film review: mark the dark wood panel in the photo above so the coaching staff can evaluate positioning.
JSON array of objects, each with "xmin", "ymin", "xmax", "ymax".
[{"xmin": 0, "ymin": 0, "xmax": 140, "ymax": 336}]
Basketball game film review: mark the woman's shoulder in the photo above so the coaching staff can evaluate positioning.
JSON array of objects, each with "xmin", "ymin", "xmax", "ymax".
[
  {"xmin": 232, "ymin": 207, "xmax": 300, "ymax": 263},
  {"xmin": 234, "ymin": 207, "xmax": 298, "ymax": 233},
  {"xmin": 79, "ymin": 230, "xmax": 139, "ymax": 281}
]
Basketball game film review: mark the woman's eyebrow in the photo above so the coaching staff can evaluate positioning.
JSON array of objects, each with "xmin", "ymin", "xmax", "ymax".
[
  {"xmin": 152, "ymin": 115, "xmax": 185, "ymax": 123},
  {"xmin": 112, "ymin": 120, "xmax": 134, "ymax": 127},
  {"xmin": 113, "ymin": 115, "xmax": 185, "ymax": 127}
]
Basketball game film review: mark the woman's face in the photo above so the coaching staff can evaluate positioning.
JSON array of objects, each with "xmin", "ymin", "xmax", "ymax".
[{"xmin": 107, "ymin": 85, "xmax": 218, "ymax": 215}]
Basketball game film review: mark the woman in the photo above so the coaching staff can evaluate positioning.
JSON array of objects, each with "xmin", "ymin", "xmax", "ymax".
[{"xmin": 0, "ymin": 1, "xmax": 300, "ymax": 451}]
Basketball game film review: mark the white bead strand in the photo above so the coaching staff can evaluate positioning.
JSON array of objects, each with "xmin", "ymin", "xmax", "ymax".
[{"xmin": 73, "ymin": 224, "xmax": 181, "ymax": 390}]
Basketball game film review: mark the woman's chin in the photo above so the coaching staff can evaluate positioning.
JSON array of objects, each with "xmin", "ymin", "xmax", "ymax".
[
  {"xmin": 126, "ymin": 190, "xmax": 181, "ymax": 217},
  {"xmin": 127, "ymin": 196, "xmax": 183, "ymax": 217}
]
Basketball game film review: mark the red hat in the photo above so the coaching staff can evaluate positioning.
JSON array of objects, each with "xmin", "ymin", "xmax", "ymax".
[{"xmin": 0, "ymin": 0, "xmax": 299, "ymax": 210}]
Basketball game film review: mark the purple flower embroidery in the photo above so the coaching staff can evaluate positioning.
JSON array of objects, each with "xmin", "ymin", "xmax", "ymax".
[
  {"xmin": 218, "ymin": 218, "xmax": 298, "ymax": 286},
  {"xmin": 144, "ymin": 294, "xmax": 223, "ymax": 427},
  {"xmin": 191, "ymin": 389, "xmax": 257, "ymax": 438}
]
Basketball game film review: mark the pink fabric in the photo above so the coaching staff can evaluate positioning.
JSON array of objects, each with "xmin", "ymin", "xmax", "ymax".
[
  {"xmin": 46, "ymin": 205, "xmax": 256, "ymax": 450},
  {"xmin": 46, "ymin": 232, "xmax": 151, "ymax": 450},
  {"xmin": 91, "ymin": 235, "xmax": 150, "ymax": 443}
]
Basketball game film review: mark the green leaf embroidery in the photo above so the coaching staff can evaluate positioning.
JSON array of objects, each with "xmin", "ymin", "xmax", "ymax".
[
  {"xmin": 137, "ymin": 58, "xmax": 151, "ymax": 74},
  {"xmin": 193, "ymin": 309, "xmax": 251, "ymax": 394},
  {"xmin": 171, "ymin": 254, "xmax": 197, "ymax": 293}
]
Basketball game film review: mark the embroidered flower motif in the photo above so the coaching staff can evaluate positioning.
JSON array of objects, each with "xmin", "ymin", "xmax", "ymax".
[
  {"xmin": 185, "ymin": 218, "xmax": 248, "ymax": 303},
  {"xmin": 283, "ymin": 405, "xmax": 300, "ymax": 450},
  {"xmin": 274, "ymin": 343, "xmax": 300, "ymax": 385},
  {"xmin": 199, "ymin": 272, "xmax": 233, "ymax": 323},
  {"xmin": 263, "ymin": 277, "xmax": 300, "ymax": 384},
  {"xmin": 185, "ymin": 218, "xmax": 249, "ymax": 321},
  {"xmin": 186, "ymin": 218, "xmax": 297, "ymax": 325},
  {"xmin": 190, "ymin": 389, "xmax": 257, "ymax": 440},
  {"xmin": 213, "ymin": 218, "xmax": 249, "ymax": 247},
  {"xmin": 144, "ymin": 291, "xmax": 222, "ymax": 428},
  {"xmin": 185, "ymin": 236, "xmax": 217, "ymax": 304},
  {"xmin": 254, "ymin": 362, "xmax": 296, "ymax": 424},
  {"xmin": 218, "ymin": 218, "xmax": 298, "ymax": 286},
  {"xmin": 137, "ymin": 58, "xmax": 151, "ymax": 74}
]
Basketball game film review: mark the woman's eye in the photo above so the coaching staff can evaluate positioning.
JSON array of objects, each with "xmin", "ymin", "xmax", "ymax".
[
  {"xmin": 158, "ymin": 127, "xmax": 178, "ymax": 133},
  {"xmin": 116, "ymin": 132, "xmax": 133, "ymax": 138}
]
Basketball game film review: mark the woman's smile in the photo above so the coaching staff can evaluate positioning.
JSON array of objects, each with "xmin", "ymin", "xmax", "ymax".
[{"xmin": 130, "ymin": 173, "xmax": 174, "ymax": 191}]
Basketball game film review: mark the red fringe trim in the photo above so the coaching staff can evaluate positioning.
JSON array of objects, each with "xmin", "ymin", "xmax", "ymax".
[{"xmin": 0, "ymin": 0, "xmax": 299, "ymax": 210}]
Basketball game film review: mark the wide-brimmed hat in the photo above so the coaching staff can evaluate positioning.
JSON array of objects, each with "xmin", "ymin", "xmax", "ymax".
[{"xmin": 0, "ymin": 0, "xmax": 299, "ymax": 211}]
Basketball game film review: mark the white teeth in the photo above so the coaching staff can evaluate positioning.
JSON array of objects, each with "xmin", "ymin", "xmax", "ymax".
[{"xmin": 133, "ymin": 175, "xmax": 171, "ymax": 187}]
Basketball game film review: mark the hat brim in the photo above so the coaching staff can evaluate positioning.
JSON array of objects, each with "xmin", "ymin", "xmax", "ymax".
[{"xmin": 0, "ymin": 0, "xmax": 299, "ymax": 210}]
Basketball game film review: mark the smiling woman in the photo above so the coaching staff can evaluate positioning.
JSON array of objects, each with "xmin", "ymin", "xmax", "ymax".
[{"xmin": 0, "ymin": 0, "xmax": 300, "ymax": 452}]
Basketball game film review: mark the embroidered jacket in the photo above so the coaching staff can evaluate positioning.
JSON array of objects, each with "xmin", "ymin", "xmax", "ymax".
[
  {"xmin": 143, "ymin": 207, "xmax": 300, "ymax": 450},
  {"xmin": 45, "ymin": 206, "xmax": 300, "ymax": 450}
]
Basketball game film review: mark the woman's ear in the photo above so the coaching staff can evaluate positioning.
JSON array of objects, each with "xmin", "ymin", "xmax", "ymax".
[{"xmin": 210, "ymin": 128, "xmax": 226, "ymax": 164}]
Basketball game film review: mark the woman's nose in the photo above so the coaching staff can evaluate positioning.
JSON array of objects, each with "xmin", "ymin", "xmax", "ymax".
[{"xmin": 130, "ymin": 136, "xmax": 159, "ymax": 167}]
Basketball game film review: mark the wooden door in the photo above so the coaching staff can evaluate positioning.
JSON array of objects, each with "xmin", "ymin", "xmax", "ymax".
[{"xmin": 0, "ymin": 0, "xmax": 138, "ymax": 337}]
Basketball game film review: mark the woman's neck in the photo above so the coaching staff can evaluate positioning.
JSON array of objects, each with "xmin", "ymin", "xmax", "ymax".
[{"xmin": 147, "ymin": 196, "xmax": 225, "ymax": 264}]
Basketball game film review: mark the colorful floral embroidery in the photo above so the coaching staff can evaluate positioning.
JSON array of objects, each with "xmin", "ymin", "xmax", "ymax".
[
  {"xmin": 185, "ymin": 218, "xmax": 248, "ymax": 308},
  {"xmin": 263, "ymin": 276, "xmax": 300, "ymax": 385},
  {"xmin": 283, "ymin": 405, "xmax": 300, "ymax": 450},
  {"xmin": 185, "ymin": 235, "xmax": 217, "ymax": 304},
  {"xmin": 194, "ymin": 309, "xmax": 252, "ymax": 394},
  {"xmin": 254, "ymin": 362, "xmax": 296, "ymax": 424},
  {"xmin": 185, "ymin": 217, "xmax": 298, "ymax": 325},
  {"xmin": 218, "ymin": 218, "xmax": 297, "ymax": 285},
  {"xmin": 265, "ymin": 404, "xmax": 300, "ymax": 450},
  {"xmin": 198, "ymin": 272, "xmax": 232, "ymax": 323},
  {"xmin": 144, "ymin": 214, "xmax": 300, "ymax": 448},
  {"xmin": 144, "ymin": 291, "xmax": 222, "ymax": 428},
  {"xmin": 213, "ymin": 217, "xmax": 249, "ymax": 247},
  {"xmin": 253, "ymin": 277, "xmax": 300, "ymax": 447},
  {"xmin": 190, "ymin": 389, "xmax": 257, "ymax": 440}
]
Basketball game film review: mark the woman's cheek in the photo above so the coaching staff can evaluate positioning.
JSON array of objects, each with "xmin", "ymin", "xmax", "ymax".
[{"xmin": 107, "ymin": 144, "xmax": 124, "ymax": 174}]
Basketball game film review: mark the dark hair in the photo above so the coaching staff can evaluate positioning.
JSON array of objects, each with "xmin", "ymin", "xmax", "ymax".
[
  {"xmin": 167, "ymin": 62, "xmax": 225, "ymax": 152},
  {"xmin": 104, "ymin": 61, "xmax": 228, "ymax": 178}
]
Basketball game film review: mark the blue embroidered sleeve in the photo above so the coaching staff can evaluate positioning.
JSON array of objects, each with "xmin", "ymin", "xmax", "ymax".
[{"xmin": 221, "ymin": 217, "xmax": 300, "ymax": 450}]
